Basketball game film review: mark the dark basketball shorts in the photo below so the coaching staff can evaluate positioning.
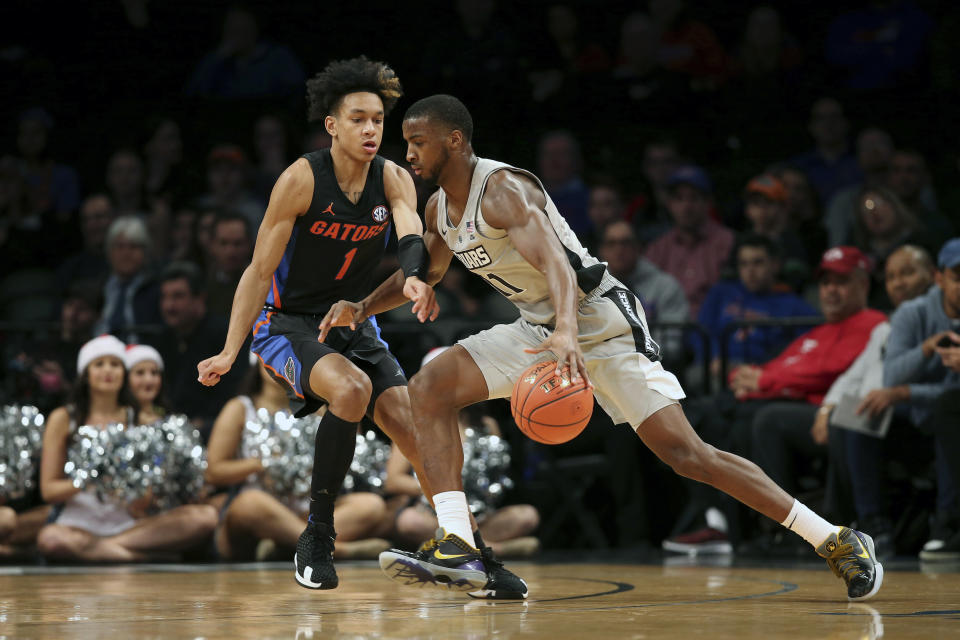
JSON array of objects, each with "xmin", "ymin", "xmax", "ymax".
[{"xmin": 250, "ymin": 308, "xmax": 407, "ymax": 418}]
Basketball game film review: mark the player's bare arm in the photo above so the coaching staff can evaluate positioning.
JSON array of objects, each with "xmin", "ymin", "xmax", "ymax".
[
  {"xmin": 197, "ymin": 159, "xmax": 313, "ymax": 386},
  {"xmin": 481, "ymin": 171, "xmax": 590, "ymax": 385},
  {"xmin": 318, "ymin": 191, "xmax": 453, "ymax": 342}
]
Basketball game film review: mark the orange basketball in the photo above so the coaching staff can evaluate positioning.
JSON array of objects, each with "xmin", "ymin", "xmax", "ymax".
[{"xmin": 510, "ymin": 361, "xmax": 593, "ymax": 445}]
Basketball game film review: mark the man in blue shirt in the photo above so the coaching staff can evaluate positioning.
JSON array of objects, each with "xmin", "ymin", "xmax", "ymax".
[{"xmin": 697, "ymin": 234, "xmax": 816, "ymax": 378}]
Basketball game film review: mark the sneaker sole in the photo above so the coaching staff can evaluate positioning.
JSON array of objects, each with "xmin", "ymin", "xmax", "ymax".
[
  {"xmin": 467, "ymin": 584, "xmax": 529, "ymax": 600},
  {"xmin": 662, "ymin": 540, "xmax": 733, "ymax": 555},
  {"xmin": 293, "ymin": 553, "xmax": 338, "ymax": 590},
  {"xmin": 379, "ymin": 550, "xmax": 487, "ymax": 592}
]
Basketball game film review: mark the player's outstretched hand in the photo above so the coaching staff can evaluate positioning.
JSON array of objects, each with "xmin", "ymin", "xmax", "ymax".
[
  {"xmin": 318, "ymin": 300, "xmax": 368, "ymax": 343},
  {"xmin": 404, "ymin": 277, "xmax": 440, "ymax": 323},
  {"xmin": 524, "ymin": 329, "xmax": 592, "ymax": 388},
  {"xmin": 197, "ymin": 352, "xmax": 234, "ymax": 387}
]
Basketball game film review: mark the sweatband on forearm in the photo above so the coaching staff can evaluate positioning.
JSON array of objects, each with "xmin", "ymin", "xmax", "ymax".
[{"xmin": 397, "ymin": 234, "xmax": 426, "ymax": 279}]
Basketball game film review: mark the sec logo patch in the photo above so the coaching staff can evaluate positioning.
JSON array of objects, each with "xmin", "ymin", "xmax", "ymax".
[{"xmin": 372, "ymin": 205, "xmax": 389, "ymax": 222}]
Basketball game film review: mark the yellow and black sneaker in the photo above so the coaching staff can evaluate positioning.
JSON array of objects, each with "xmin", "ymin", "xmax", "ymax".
[
  {"xmin": 816, "ymin": 527, "xmax": 884, "ymax": 601},
  {"xmin": 379, "ymin": 528, "xmax": 487, "ymax": 592}
]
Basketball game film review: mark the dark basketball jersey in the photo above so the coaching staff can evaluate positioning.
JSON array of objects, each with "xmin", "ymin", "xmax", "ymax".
[{"xmin": 266, "ymin": 149, "xmax": 393, "ymax": 314}]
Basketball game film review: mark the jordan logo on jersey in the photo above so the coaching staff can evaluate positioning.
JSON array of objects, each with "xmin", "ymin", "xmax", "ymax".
[
  {"xmin": 322, "ymin": 203, "xmax": 335, "ymax": 216},
  {"xmin": 456, "ymin": 246, "xmax": 492, "ymax": 270}
]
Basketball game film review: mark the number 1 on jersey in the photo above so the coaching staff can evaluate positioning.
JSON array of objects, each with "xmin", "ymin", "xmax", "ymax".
[{"xmin": 335, "ymin": 247, "xmax": 358, "ymax": 280}]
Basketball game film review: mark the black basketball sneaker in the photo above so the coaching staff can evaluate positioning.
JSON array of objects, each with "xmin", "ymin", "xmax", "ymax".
[
  {"xmin": 379, "ymin": 528, "xmax": 488, "ymax": 592},
  {"xmin": 816, "ymin": 527, "xmax": 884, "ymax": 601},
  {"xmin": 294, "ymin": 518, "xmax": 338, "ymax": 590},
  {"xmin": 468, "ymin": 544, "xmax": 529, "ymax": 600}
]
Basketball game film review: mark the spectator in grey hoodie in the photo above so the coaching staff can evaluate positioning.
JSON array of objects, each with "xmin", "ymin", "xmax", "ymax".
[{"xmin": 884, "ymin": 238, "xmax": 960, "ymax": 558}]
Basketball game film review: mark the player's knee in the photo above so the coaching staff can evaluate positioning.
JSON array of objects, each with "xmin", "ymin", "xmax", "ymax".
[{"xmin": 328, "ymin": 373, "xmax": 372, "ymax": 412}]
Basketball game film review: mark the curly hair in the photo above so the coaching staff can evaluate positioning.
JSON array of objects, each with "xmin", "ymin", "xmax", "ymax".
[{"xmin": 306, "ymin": 56, "xmax": 403, "ymax": 121}]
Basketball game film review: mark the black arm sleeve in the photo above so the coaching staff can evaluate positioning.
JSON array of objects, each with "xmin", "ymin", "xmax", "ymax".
[{"xmin": 397, "ymin": 234, "xmax": 427, "ymax": 279}]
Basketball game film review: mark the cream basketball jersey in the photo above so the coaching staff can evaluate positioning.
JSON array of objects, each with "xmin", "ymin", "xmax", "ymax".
[{"xmin": 436, "ymin": 158, "xmax": 616, "ymax": 326}]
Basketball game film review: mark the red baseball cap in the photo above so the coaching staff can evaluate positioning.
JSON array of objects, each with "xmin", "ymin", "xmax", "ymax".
[
  {"xmin": 744, "ymin": 174, "xmax": 787, "ymax": 202},
  {"xmin": 816, "ymin": 246, "xmax": 872, "ymax": 277}
]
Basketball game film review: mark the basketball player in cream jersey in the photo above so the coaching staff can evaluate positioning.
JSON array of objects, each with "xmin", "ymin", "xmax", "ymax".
[{"xmin": 319, "ymin": 95, "xmax": 883, "ymax": 602}]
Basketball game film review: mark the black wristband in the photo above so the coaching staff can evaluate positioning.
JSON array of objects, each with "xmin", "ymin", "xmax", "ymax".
[{"xmin": 397, "ymin": 234, "xmax": 427, "ymax": 279}]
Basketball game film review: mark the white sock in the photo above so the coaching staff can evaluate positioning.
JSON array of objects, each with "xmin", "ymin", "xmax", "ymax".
[
  {"xmin": 705, "ymin": 507, "xmax": 728, "ymax": 533},
  {"xmin": 432, "ymin": 491, "xmax": 475, "ymax": 547},
  {"xmin": 781, "ymin": 499, "xmax": 840, "ymax": 547}
]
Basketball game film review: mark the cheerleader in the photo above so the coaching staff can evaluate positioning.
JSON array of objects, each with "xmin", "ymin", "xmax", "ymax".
[
  {"xmin": 36, "ymin": 335, "xmax": 217, "ymax": 562},
  {"xmin": 124, "ymin": 344, "xmax": 166, "ymax": 423}
]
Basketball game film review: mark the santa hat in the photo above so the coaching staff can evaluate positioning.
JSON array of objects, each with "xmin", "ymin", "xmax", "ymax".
[
  {"xmin": 124, "ymin": 344, "xmax": 164, "ymax": 371},
  {"xmin": 76, "ymin": 335, "xmax": 127, "ymax": 375}
]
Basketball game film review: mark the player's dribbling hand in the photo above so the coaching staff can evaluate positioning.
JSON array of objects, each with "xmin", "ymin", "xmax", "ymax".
[
  {"xmin": 404, "ymin": 277, "xmax": 440, "ymax": 323},
  {"xmin": 318, "ymin": 300, "xmax": 367, "ymax": 342},
  {"xmin": 524, "ymin": 329, "xmax": 592, "ymax": 388},
  {"xmin": 197, "ymin": 352, "xmax": 234, "ymax": 387}
]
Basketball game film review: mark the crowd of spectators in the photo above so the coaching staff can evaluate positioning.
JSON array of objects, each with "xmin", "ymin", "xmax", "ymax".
[{"xmin": 2, "ymin": 1, "xmax": 959, "ymax": 563}]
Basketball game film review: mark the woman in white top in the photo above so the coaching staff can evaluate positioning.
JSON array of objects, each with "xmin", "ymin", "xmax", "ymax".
[
  {"xmin": 124, "ymin": 344, "xmax": 165, "ymax": 424},
  {"xmin": 36, "ymin": 335, "xmax": 218, "ymax": 562},
  {"xmin": 206, "ymin": 356, "xmax": 390, "ymax": 560}
]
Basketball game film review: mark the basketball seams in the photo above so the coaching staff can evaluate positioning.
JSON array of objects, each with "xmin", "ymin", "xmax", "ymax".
[
  {"xmin": 511, "ymin": 360, "xmax": 593, "ymax": 444},
  {"xmin": 516, "ymin": 362, "xmax": 555, "ymax": 434}
]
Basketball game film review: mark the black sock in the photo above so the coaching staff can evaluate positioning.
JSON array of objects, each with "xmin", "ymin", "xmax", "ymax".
[
  {"xmin": 308, "ymin": 411, "xmax": 359, "ymax": 526},
  {"xmin": 473, "ymin": 529, "xmax": 485, "ymax": 549}
]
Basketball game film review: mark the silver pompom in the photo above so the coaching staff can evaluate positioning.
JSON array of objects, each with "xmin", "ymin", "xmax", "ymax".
[
  {"xmin": 344, "ymin": 430, "xmax": 391, "ymax": 493},
  {"xmin": 461, "ymin": 427, "xmax": 513, "ymax": 518},
  {"xmin": 0, "ymin": 405, "xmax": 45, "ymax": 502},
  {"xmin": 63, "ymin": 415, "xmax": 207, "ymax": 514},
  {"xmin": 240, "ymin": 410, "xmax": 390, "ymax": 503}
]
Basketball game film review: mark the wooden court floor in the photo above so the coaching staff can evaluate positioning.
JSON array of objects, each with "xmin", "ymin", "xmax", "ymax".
[{"xmin": 1, "ymin": 559, "xmax": 957, "ymax": 639}]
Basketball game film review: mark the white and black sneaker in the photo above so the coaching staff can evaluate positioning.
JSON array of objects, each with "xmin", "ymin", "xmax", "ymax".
[
  {"xmin": 294, "ymin": 518, "xmax": 338, "ymax": 590},
  {"xmin": 468, "ymin": 545, "xmax": 529, "ymax": 600}
]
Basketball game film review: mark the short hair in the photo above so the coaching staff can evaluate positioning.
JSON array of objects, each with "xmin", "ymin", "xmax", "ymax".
[
  {"xmin": 212, "ymin": 210, "xmax": 252, "ymax": 241},
  {"xmin": 734, "ymin": 232, "xmax": 781, "ymax": 261},
  {"xmin": 403, "ymin": 94, "xmax": 474, "ymax": 142},
  {"xmin": 890, "ymin": 244, "xmax": 934, "ymax": 272},
  {"xmin": 306, "ymin": 56, "xmax": 403, "ymax": 121},
  {"xmin": 161, "ymin": 260, "xmax": 205, "ymax": 296},
  {"xmin": 105, "ymin": 215, "xmax": 150, "ymax": 251}
]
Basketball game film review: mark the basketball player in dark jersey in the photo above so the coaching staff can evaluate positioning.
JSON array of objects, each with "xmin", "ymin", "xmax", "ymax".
[
  {"xmin": 321, "ymin": 95, "xmax": 883, "ymax": 602},
  {"xmin": 196, "ymin": 57, "xmax": 433, "ymax": 591},
  {"xmin": 197, "ymin": 59, "xmax": 527, "ymax": 599}
]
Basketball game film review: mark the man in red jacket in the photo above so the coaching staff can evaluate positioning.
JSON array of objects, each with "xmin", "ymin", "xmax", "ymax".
[{"xmin": 664, "ymin": 246, "xmax": 884, "ymax": 554}]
